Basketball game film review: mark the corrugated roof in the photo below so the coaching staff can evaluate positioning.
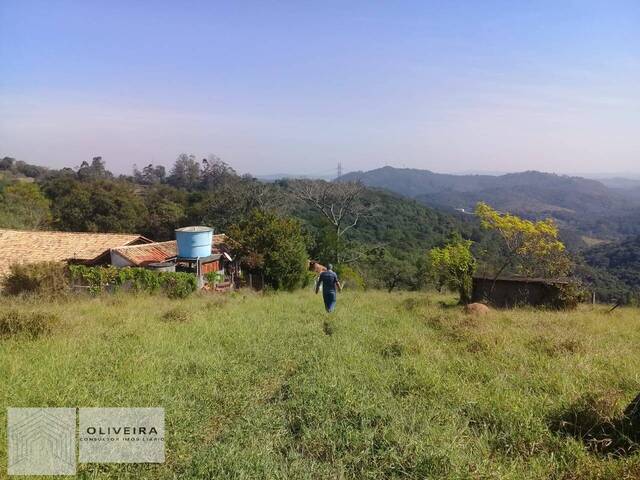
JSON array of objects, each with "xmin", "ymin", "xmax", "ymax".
[
  {"xmin": 0, "ymin": 229, "xmax": 149, "ymax": 277},
  {"xmin": 111, "ymin": 241, "xmax": 177, "ymax": 266},
  {"xmin": 110, "ymin": 234, "xmax": 230, "ymax": 266}
]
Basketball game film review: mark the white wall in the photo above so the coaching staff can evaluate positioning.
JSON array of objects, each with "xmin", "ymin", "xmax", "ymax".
[{"xmin": 110, "ymin": 250, "xmax": 134, "ymax": 268}]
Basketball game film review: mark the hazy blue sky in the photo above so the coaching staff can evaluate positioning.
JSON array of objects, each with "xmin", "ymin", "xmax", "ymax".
[{"xmin": 1, "ymin": 1, "xmax": 638, "ymax": 176}]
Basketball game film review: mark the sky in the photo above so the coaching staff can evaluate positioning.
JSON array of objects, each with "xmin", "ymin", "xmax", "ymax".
[{"xmin": 1, "ymin": 1, "xmax": 638, "ymax": 177}]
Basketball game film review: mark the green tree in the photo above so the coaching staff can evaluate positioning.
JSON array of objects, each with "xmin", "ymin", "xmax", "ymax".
[
  {"xmin": 133, "ymin": 163, "xmax": 166, "ymax": 185},
  {"xmin": 141, "ymin": 185, "xmax": 187, "ymax": 240},
  {"xmin": 427, "ymin": 240, "xmax": 476, "ymax": 304},
  {"xmin": 46, "ymin": 179, "xmax": 146, "ymax": 233},
  {"xmin": 200, "ymin": 154, "xmax": 237, "ymax": 190},
  {"xmin": 77, "ymin": 156, "xmax": 112, "ymax": 181},
  {"xmin": 228, "ymin": 210, "xmax": 308, "ymax": 290},
  {"xmin": 290, "ymin": 180, "xmax": 371, "ymax": 263},
  {"xmin": 0, "ymin": 182, "xmax": 51, "ymax": 229},
  {"xmin": 475, "ymin": 202, "xmax": 571, "ymax": 280},
  {"xmin": 168, "ymin": 154, "xmax": 201, "ymax": 190}
]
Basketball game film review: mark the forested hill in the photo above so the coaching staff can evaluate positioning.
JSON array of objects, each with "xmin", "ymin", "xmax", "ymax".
[
  {"xmin": 291, "ymin": 186, "xmax": 480, "ymax": 262},
  {"xmin": 1, "ymin": 154, "xmax": 637, "ymax": 298},
  {"xmin": 0, "ymin": 155, "xmax": 478, "ymax": 290},
  {"xmin": 340, "ymin": 166, "xmax": 640, "ymax": 240},
  {"xmin": 582, "ymin": 235, "xmax": 640, "ymax": 301}
]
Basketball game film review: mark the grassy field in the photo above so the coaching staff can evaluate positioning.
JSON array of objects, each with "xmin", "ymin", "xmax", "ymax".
[{"xmin": 2, "ymin": 289, "xmax": 640, "ymax": 479}]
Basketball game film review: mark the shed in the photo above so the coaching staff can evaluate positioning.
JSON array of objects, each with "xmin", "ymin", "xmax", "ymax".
[
  {"xmin": 110, "ymin": 234, "xmax": 231, "ymax": 269},
  {"xmin": 472, "ymin": 276, "xmax": 569, "ymax": 308}
]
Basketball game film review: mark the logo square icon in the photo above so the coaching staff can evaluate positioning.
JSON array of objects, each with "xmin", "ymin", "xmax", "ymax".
[{"xmin": 7, "ymin": 408, "xmax": 76, "ymax": 475}]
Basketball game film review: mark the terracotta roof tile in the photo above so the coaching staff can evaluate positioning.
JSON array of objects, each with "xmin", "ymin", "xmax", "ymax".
[
  {"xmin": 0, "ymin": 229, "xmax": 149, "ymax": 277},
  {"xmin": 110, "ymin": 234, "xmax": 230, "ymax": 266},
  {"xmin": 111, "ymin": 241, "xmax": 177, "ymax": 266}
]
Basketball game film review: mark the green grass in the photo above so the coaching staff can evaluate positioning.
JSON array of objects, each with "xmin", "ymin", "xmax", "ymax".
[{"xmin": 2, "ymin": 290, "xmax": 640, "ymax": 479}]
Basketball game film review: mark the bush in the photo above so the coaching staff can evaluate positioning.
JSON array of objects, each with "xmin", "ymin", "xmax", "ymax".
[
  {"xmin": 161, "ymin": 307, "xmax": 191, "ymax": 322},
  {"xmin": 205, "ymin": 271, "xmax": 224, "ymax": 285},
  {"xmin": 228, "ymin": 210, "xmax": 309, "ymax": 290},
  {"xmin": 551, "ymin": 282, "xmax": 586, "ymax": 310},
  {"xmin": 2, "ymin": 262, "xmax": 69, "ymax": 297},
  {"xmin": 336, "ymin": 265, "xmax": 366, "ymax": 290},
  {"xmin": 302, "ymin": 270, "xmax": 317, "ymax": 289},
  {"xmin": 69, "ymin": 265, "xmax": 197, "ymax": 299},
  {"xmin": 0, "ymin": 310, "xmax": 59, "ymax": 339},
  {"xmin": 161, "ymin": 273, "xmax": 197, "ymax": 299}
]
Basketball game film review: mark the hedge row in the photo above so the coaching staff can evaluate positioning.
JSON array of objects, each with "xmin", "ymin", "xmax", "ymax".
[{"xmin": 2, "ymin": 262, "xmax": 197, "ymax": 299}]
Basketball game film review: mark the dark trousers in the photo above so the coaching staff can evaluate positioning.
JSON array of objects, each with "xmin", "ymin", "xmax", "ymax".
[{"xmin": 323, "ymin": 290, "xmax": 337, "ymax": 312}]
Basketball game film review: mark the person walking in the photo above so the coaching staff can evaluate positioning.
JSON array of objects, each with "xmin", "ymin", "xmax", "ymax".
[{"xmin": 315, "ymin": 264, "xmax": 342, "ymax": 312}]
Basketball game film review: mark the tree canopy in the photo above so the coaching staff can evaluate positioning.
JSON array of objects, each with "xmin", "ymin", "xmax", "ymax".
[{"xmin": 475, "ymin": 202, "xmax": 571, "ymax": 280}]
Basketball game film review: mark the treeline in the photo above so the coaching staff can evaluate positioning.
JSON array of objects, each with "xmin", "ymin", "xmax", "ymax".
[
  {"xmin": 0, "ymin": 154, "xmax": 482, "ymax": 291},
  {"xmin": 2, "ymin": 154, "xmax": 636, "ymax": 300}
]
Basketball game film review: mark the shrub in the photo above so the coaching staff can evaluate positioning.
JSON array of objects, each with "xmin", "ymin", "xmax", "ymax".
[
  {"xmin": 336, "ymin": 265, "xmax": 366, "ymax": 290},
  {"xmin": 0, "ymin": 310, "xmax": 59, "ymax": 339},
  {"xmin": 228, "ymin": 210, "xmax": 309, "ymax": 290},
  {"xmin": 2, "ymin": 262, "xmax": 69, "ymax": 297},
  {"xmin": 205, "ymin": 271, "xmax": 224, "ymax": 285},
  {"xmin": 68, "ymin": 265, "xmax": 197, "ymax": 299},
  {"xmin": 302, "ymin": 270, "xmax": 317, "ymax": 289},
  {"xmin": 551, "ymin": 282, "xmax": 586, "ymax": 310},
  {"xmin": 162, "ymin": 307, "xmax": 191, "ymax": 323},
  {"xmin": 161, "ymin": 273, "xmax": 197, "ymax": 299}
]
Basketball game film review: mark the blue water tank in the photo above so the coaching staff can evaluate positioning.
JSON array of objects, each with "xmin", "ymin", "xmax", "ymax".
[{"xmin": 175, "ymin": 226, "xmax": 214, "ymax": 258}]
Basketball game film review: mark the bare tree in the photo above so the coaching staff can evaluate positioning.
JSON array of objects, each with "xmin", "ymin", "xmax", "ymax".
[{"xmin": 290, "ymin": 180, "xmax": 371, "ymax": 263}]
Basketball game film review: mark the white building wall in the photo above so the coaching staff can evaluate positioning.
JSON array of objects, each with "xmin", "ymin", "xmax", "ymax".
[{"xmin": 110, "ymin": 250, "xmax": 134, "ymax": 268}]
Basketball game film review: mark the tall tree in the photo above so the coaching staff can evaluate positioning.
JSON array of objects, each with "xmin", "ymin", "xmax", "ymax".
[
  {"xmin": 77, "ymin": 156, "xmax": 112, "ymax": 181},
  {"xmin": 290, "ymin": 180, "xmax": 371, "ymax": 263},
  {"xmin": 228, "ymin": 210, "xmax": 309, "ymax": 290},
  {"xmin": 475, "ymin": 202, "xmax": 571, "ymax": 281},
  {"xmin": 200, "ymin": 154, "xmax": 237, "ymax": 190},
  {"xmin": 168, "ymin": 154, "xmax": 200, "ymax": 190},
  {"xmin": 134, "ymin": 163, "xmax": 166, "ymax": 185}
]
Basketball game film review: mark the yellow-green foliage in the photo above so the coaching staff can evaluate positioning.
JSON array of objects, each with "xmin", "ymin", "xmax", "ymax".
[
  {"xmin": 475, "ymin": 202, "xmax": 571, "ymax": 277},
  {"xmin": 1, "ymin": 291, "xmax": 640, "ymax": 478},
  {"xmin": 427, "ymin": 240, "xmax": 476, "ymax": 303}
]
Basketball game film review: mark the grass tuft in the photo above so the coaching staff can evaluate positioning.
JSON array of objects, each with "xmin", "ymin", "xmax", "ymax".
[
  {"xmin": 161, "ymin": 307, "xmax": 191, "ymax": 323},
  {"xmin": 0, "ymin": 309, "xmax": 59, "ymax": 339}
]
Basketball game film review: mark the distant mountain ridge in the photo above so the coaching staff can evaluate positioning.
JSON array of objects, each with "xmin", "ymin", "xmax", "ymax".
[{"xmin": 339, "ymin": 166, "xmax": 640, "ymax": 240}]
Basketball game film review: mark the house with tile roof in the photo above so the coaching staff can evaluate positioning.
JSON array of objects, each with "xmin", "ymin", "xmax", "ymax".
[{"xmin": 0, "ymin": 228, "xmax": 151, "ymax": 278}]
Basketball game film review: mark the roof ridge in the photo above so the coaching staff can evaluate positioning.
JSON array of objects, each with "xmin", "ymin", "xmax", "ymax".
[{"xmin": 0, "ymin": 228, "xmax": 142, "ymax": 236}]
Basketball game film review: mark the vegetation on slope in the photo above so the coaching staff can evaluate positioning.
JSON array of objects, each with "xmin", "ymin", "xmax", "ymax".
[
  {"xmin": 2, "ymin": 291, "xmax": 640, "ymax": 478},
  {"xmin": 1, "ymin": 155, "xmax": 638, "ymax": 300},
  {"xmin": 340, "ymin": 166, "xmax": 640, "ymax": 240},
  {"xmin": 581, "ymin": 236, "xmax": 640, "ymax": 303}
]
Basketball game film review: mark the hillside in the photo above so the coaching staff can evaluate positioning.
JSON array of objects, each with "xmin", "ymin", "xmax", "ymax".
[
  {"xmin": 583, "ymin": 235, "xmax": 640, "ymax": 301},
  {"xmin": 3, "ymin": 291, "xmax": 640, "ymax": 478},
  {"xmin": 340, "ymin": 167, "xmax": 640, "ymax": 239},
  {"xmin": 290, "ymin": 187, "xmax": 478, "ymax": 261}
]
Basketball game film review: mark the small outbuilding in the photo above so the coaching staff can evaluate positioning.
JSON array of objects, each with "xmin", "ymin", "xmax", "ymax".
[
  {"xmin": 472, "ymin": 275, "xmax": 569, "ymax": 308},
  {"xmin": 110, "ymin": 233, "xmax": 238, "ymax": 289}
]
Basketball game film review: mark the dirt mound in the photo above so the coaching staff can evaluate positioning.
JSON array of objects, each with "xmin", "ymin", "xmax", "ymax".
[{"xmin": 464, "ymin": 303, "xmax": 490, "ymax": 315}]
